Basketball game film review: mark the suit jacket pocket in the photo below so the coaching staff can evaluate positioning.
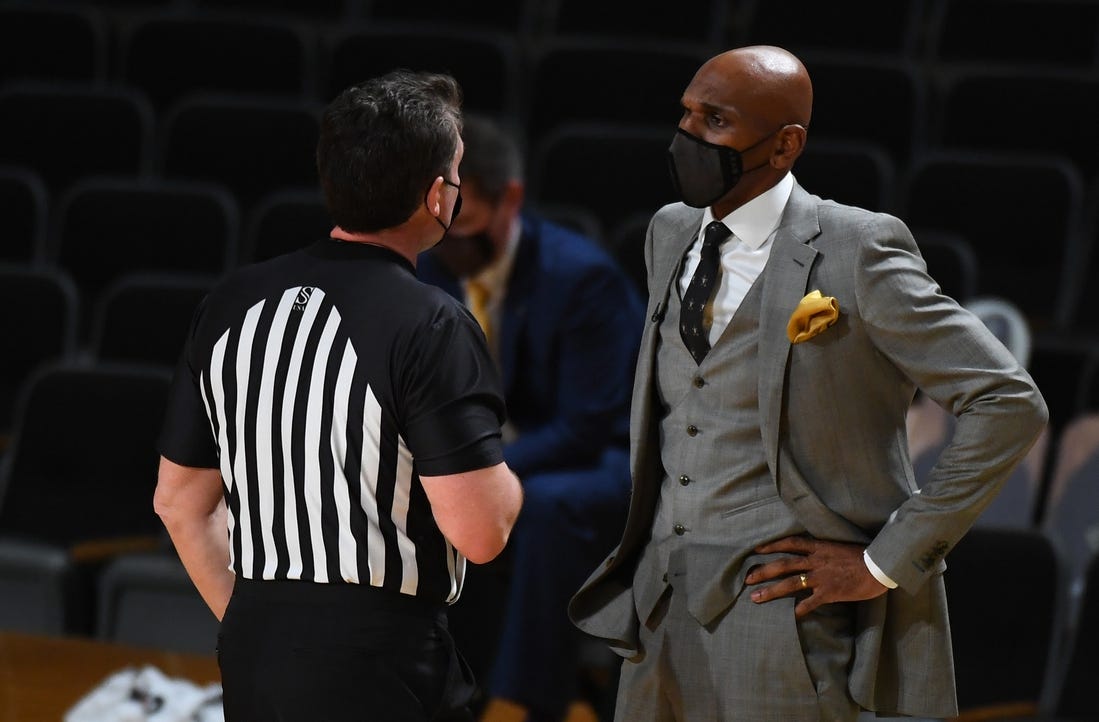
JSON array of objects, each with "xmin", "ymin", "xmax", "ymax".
[
  {"xmin": 719, "ymin": 494, "xmax": 783, "ymax": 519},
  {"xmin": 684, "ymin": 497, "xmax": 804, "ymax": 624}
]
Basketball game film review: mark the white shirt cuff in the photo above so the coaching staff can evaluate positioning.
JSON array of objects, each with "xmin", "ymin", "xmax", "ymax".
[{"xmin": 863, "ymin": 550, "xmax": 899, "ymax": 589}]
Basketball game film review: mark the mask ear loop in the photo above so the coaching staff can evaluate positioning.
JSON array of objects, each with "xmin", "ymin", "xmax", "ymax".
[{"xmin": 425, "ymin": 177, "xmax": 462, "ymax": 233}]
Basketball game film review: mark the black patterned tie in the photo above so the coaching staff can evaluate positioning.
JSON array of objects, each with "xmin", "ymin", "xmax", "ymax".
[{"xmin": 680, "ymin": 221, "xmax": 732, "ymax": 364}]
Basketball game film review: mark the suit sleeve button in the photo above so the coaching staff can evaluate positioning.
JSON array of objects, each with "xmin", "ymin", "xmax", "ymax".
[{"xmin": 686, "ymin": 425, "xmax": 698, "ymax": 436}]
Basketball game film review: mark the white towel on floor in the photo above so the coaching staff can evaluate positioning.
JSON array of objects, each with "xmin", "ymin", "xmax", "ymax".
[{"xmin": 64, "ymin": 665, "xmax": 223, "ymax": 722}]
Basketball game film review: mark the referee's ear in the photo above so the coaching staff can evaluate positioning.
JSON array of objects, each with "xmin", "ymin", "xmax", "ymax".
[{"xmin": 425, "ymin": 175, "xmax": 447, "ymax": 218}]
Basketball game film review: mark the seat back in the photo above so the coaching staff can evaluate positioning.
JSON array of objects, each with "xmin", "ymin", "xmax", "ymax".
[
  {"xmin": 548, "ymin": 0, "xmax": 726, "ymax": 44},
  {"xmin": 1043, "ymin": 413, "xmax": 1099, "ymax": 590},
  {"xmin": 931, "ymin": 68, "xmax": 1099, "ymax": 181},
  {"xmin": 945, "ymin": 527, "xmax": 1064, "ymax": 715},
  {"xmin": 525, "ymin": 40, "xmax": 704, "ymax": 145},
  {"xmin": 738, "ymin": 0, "xmax": 928, "ymax": 58},
  {"xmin": 0, "ymin": 538, "xmax": 75, "ymax": 634},
  {"xmin": 794, "ymin": 140, "xmax": 898, "ymax": 213},
  {"xmin": 1028, "ymin": 336, "xmax": 1099, "ymax": 438},
  {"xmin": 925, "ymin": 0, "xmax": 1099, "ymax": 70},
  {"xmin": 0, "ymin": 83, "xmax": 154, "ymax": 195},
  {"xmin": 322, "ymin": 26, "xmax": 520, "ymax": 118},
  {"xmin": 901, "ymin": 151, "xmax": 1086, "ymax": 328},
  {"xmin": 240, "ymin": 189, "xmax": 331, "ymax": 265},
  {"xmin": 120, "ymin": 14, "xmax": 315, "ymax": 112},
  {"xmin": 364, "ymin": 0, "xmax": 536, "ymax": 35},
  {"xmin": 97, "ymin": 552, "xmax": 219, "ymax": 655},
  {"xmin": 160, "ymin": 94, "xmax": 321, "ymax": 211},
  {"xmin": 0, "ymin": 166, "xmax": 49, "ymax": 263},
  {"xmin": 913, "ymin": 228, "xmax": 980, "ymax": 304},
  {"xmin": 1055, "ymin": 551, "xmax": 1099, "ymax": 717},
  {"xmin": 0, "ymin": 265, "xmax": 78, "ymax": 435},
  {"xmin": 90, "ymin": 272, "xmax": 216, "ymax": 368},
  {"xmin": 50, "ymin": 177, "xmax": 238, "ymax": 314},
  {"xmin": 0, "ymin": 362, "xmax": 171, "ymax": 547},
  {"xmin": 529, "ymin": 123, "xmax": 675, "ymax": 235},
  {"xmin": 0, "ymin": 5, "xmax": 107, "ymax": 85},
  {"xmin": 607, "ymin": 212, "xmax": 653, "ymax": 298},
  {"xmin": 798, "ymin": 54, "xmax": 926, "ymax": 168}
]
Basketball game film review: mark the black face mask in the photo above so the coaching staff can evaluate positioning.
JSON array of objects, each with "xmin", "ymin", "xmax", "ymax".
[
  {"xmin": 667, "ymin": 127, "xmax": 778, "ymax": 208},
  {"xmin": 427, "ymin": 178, "xmax": 463, "ymax": 244},
  {"xmin": 434, "ymin": 230, "xmax": 496, "ymax": 279}
]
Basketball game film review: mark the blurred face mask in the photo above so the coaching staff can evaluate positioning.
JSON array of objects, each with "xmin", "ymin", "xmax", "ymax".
[
  {"xmin": 667, "ymin": 127, "xmax": 778, "ymax": 208},
  {"xmin": 435, "ymin": 230, "xmax": 497, "ymax": 279}
]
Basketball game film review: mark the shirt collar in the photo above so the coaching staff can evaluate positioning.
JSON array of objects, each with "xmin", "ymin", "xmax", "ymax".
[{"xmin": 701, "ymin": 172, "xmax": 795, "ymax": 250}]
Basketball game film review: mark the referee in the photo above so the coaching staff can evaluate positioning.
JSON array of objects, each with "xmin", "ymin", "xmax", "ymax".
[{"xmin": 154, "ymin": 70, "xmax": 523, "ymax": 722}]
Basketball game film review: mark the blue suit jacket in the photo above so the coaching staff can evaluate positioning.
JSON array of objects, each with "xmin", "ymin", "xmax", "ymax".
[{"xmin": 418, "ymin": 212, "xmax": 644, "ymax": 478}]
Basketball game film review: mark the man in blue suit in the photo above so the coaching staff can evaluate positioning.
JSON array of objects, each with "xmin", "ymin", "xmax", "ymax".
[{"xmin": 418, "ymin": 114, "xmax": 645, "ymax": 722}]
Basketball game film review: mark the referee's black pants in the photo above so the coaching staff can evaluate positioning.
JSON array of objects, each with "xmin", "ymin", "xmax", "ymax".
[{"xmin": 218, "ymin": 578, "xmax": 476, "ymax": 721}]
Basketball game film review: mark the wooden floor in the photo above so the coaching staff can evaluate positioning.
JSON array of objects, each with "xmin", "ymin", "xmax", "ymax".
[{"xmin": 0, "ymin": 631, "xmax": 219, "ymax": 722}]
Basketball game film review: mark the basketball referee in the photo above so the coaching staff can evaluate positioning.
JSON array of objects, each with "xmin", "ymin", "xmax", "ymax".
[{"xmin": 154, "ymin": 70, "xmax": 523, "ymax": 721}]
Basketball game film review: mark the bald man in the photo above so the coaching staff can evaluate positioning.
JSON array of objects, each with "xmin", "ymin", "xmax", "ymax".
[{"xmin": 569, "ymin": 45, "xmax": 1046, "ymax": 720}]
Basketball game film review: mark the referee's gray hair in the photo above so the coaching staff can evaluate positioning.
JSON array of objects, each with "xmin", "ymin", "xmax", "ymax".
[{"xmin": 317, "ymin": 69, "xmax": 463, "ymax": 233}]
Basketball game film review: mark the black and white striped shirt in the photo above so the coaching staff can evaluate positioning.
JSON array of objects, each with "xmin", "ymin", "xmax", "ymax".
[{"xmin": 159, "ymin": 240, "xmax": 505, "ymax": 604}]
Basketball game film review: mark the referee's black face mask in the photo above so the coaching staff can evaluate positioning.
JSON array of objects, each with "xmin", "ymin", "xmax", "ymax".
[{"xmin": 428, "ymin": 178, "xmax": 463, "ymax": 246}]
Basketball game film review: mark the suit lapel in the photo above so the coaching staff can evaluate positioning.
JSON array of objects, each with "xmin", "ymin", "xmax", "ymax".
[
  {"xmin": 499, "ymin": 223, "xmax": 538, "ymax": 392},
  {"xmin": 758, "ymin": 185, "xmax": 821, "ymax": 482},
  {"xmin": 627, "ymin": 207, "xmax": 701, "ymax": 537}
]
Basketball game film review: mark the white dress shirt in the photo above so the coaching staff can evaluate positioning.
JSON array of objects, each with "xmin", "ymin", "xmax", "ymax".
[{"xmin": 678, "ymin": 173, "xmax": 793, "ymax": 347}]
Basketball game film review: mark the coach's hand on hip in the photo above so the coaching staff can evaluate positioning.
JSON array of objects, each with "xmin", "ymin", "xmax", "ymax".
[{"xmin": 745, "ymin": 536, "xmax": 889, "ymax": 618}]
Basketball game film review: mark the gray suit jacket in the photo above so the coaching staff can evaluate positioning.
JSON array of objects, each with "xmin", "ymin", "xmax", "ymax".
[{"xmin": 569, "ymin": 183, "xmax": 1048, "ymax": 717}]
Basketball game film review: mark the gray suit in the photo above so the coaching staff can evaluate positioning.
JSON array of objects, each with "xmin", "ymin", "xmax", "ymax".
[{"xmin": 569, "ymin": 183, "xmax": 1048, "ymax": 718}]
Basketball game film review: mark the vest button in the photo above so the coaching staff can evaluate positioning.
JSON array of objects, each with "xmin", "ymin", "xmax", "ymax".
[
  {"xmin": 693, "ymin": 376, "xmax": 705, "ymax": 388},
  {"xmin": 674, "ymin": 523, "xmax": 686, "ymax": 535},
  {"xmin": 679, "ymin": 474, "xmax": 690, "ymax": 486},
  {"xmin": 686, "ymin": 424, "xmax": 698, "ymax": 436}
]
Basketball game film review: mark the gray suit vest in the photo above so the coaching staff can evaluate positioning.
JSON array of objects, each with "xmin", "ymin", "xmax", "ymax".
[{"xmin": 634, "ymin": 266, "xmax": 805, "ymax": 624}]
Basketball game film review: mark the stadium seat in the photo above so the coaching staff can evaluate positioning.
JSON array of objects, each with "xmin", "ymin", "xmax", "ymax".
[
  {"xmin": 0, "ymin": 82, "xmax": 154, "ymax": 194},
  {"xmin": 925, "ymin": 0, "xmax": 1099, "ymax": 70},
  {"xmin": 0, "ymin": 362, "xmax": 171, "ymax": 548},
  {"xmin": 49, "ymin": 177, "xmax": 238, "ymax": 317},
  {"xmin": 89, "ymin": 272, "xmax": 216, "ymax": 368},
  {"xmin": 901, "ymin": 151, "xmax": 1087, "ymax": 330},
  {"xmin": 524, "ymin": 39, "xmax": 704, "ymax": 144},
  {"xmin": 0, "ymin": 166, "xmax": 49, "ymax": 263},
  {"xmin": 0, "ymin": 4, "xmax": 107, "ymax": 85},
  {"xmin": 97, "ymin": 551, "xmax": 219, "ymax": 655},
  {"xmin": 119, "ymin": 14, "xmax": 316, "ymax": 112},
  {"xmin": 794, "ymin": 139, "xmax": 897, "ymax": 213},
  {"xmin": 529, "ymin": 123, "xmax": 676, "ymax": 236},
  {"xmin": 738, "ymin": 0, "xmax": 928, "ymax": 58},
  {"xmin": 321, "ymin": 25, "xmax": 519, "ymax": 118},
  {"xmin": 0, "ymin": 265, "xmax": 78, "ymax": 437},
  {"xmin": 546, "ymin": 0, "xmax": 727, "ymax": 45},
  {"xmin": 944, "ymin": 527, "xmax": 1064, "ymax": 718},
  {"xmin": 159, "ymin": 94, "xmax": 321, "ymax": 210},
  {"xmin": 930, "ymin": 68, "xmax": 1099, "ymax": 182},
  {"xmin": 240, "ymin": 189, "xmax": 330, "ymax": 265}
]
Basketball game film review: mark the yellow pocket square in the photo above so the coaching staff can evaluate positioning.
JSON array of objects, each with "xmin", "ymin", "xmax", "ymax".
[{"xmin": 786, "ymin": 290, "xmax": 840, "ymax": 344}]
